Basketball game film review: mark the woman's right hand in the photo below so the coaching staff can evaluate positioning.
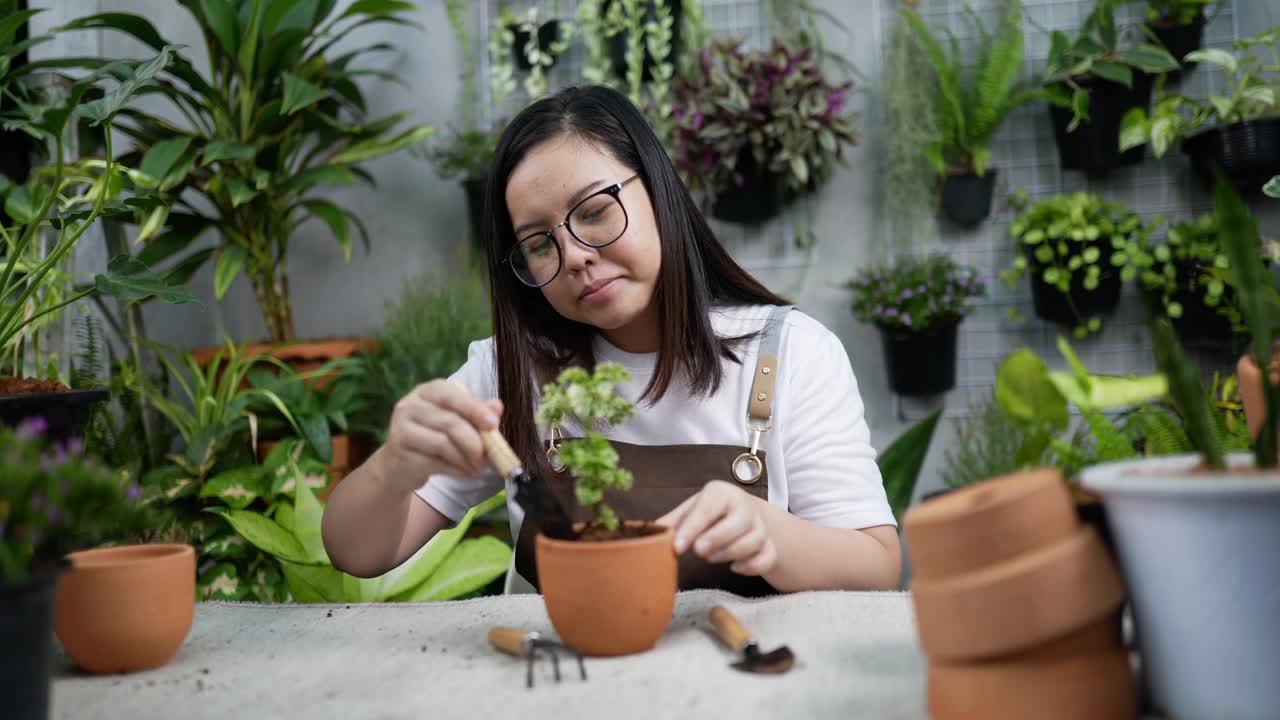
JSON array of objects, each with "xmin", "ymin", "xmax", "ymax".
[{"xmin": 376, "ymin": 379, "xmax": 504, "ymax": 495}]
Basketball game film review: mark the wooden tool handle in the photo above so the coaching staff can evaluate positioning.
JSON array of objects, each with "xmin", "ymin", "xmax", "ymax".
[
  {"xmin": 481, "ymin": 430, "xmax": 522, "ymax": 476},
  {"xmin": 488, "ymin": 627, "xmax": 529, "ymax": 657},
  {"xmin": 709, "ymin": 605, "xmax": 752, "ymax": 650}
]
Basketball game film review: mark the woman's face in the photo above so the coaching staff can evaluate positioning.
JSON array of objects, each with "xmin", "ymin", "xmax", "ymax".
[{"xmin": 505, "ymin": 134, "xmax": 662, "ymax": 349}]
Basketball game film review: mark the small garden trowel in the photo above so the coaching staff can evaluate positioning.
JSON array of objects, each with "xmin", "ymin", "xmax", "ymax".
[
  {"xmin": 709, "ymin": 605, "xmax": 795, "ymax": 674},
  {"xmin": 480, "ymin": 429, "xmax": 576, "ymax": 540}
]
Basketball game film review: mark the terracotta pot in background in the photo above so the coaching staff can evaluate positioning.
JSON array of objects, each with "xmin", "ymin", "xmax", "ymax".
[
  {"xmin": 54, "ymin": 544, "xmax": 195, "ymax": 674},
  {"xmin": 536, "ymin": 523, "xmax": 677, "ymax": 657},
  {"xmin": 1238, "ymin": 350, "xmax": 1277, "ymax": 441},
  {"xmin": 190, "ymin": 337, "xmax": 375, "ymax": 388}
]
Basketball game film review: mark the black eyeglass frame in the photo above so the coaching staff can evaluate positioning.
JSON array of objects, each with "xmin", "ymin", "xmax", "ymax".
[{"xmin": 506, "ymin": 174, "xmax": 642, "ymax": 288}]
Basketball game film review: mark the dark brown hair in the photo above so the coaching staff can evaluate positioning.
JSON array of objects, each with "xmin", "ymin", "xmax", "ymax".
[{"xmin": 482, "ymin": 85, "xmax": 789, "ymax": 474}]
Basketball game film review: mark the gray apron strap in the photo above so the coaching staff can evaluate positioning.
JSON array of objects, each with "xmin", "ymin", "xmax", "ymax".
[{"xmin": 734, "ymin": 305, "xmax": 793, "ymax": 484}]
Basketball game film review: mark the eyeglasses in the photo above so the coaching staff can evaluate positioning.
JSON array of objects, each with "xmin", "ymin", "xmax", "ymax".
[{"xmin": 507, "ymin": 175, "xmax": 641, "ymax": 288}]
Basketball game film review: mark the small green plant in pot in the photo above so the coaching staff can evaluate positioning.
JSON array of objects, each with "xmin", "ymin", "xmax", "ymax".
[
  {"xmin": 1002, "ymin": 190, "xmax": 1150, "ymax": 338},
  {"xmin": 901, "ymin": 0, "xmax": 1043, "ymax": 226},
  {"xmin": 846, "ymin": 255, "xmax": 986, "ymax": 397},
  {"xmin": 1042, "ymin": 1, "xmax": 1178, "ymax": 172},
  {"xmin": 531, "ymin": 362, "xmax": 676, "ymax": 657},
  {"xmin": 1144, "ymin": 0, "xmax": 1218, "ymax": 71},
  {"xmin": 1080, "ymin": 173, "xmax": 1280, "ymax": 720}
]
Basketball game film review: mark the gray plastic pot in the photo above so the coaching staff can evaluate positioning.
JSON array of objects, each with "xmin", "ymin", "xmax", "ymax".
[{"xmin": 1080, "ymin": 453, "xmax": 1280, "ymax": 720}]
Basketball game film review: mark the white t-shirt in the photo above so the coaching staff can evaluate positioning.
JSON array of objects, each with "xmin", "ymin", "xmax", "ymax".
[{"xmin": 415, "ymin": 304, "xmax": 896, "ymax": 538}]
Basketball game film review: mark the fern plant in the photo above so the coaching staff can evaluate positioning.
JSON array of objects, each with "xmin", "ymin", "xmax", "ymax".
[
  {"xmin": 941, "ymin": 394, "xmax": 1044, "ymax": 488},
  {"xmin": 902, "ymin": 0, "xmax": 1043, "ymax": 176}
]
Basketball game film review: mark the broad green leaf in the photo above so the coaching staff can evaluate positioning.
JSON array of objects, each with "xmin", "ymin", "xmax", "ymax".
[
  {"xmin": 210, "ymin": 508, "xmax": 315, "ymax": 564},
  {"xmin": 199, "ymin": 561, "xmax": 244, "ymax": 600},
  {"xmin": 238, "ymin": 0, "xmax": 265, "ymax": 79},
  {"xmin": 159, "ymin": 152, "xmax": 198, "ymax": 192},
  {"xmin": 275, "ymin": 502, "xmax": 296, "ymax": 533},
  {"xmin": 75, "ymin": 45, "xmax": 180, "ymax": 125},
  {"xmin": 402, "ymin": 536, "xmax": 510, "ymax": 602},
  {"xmin": 4, "ymin": 181, "xmax": 48, "ymax": 224},
  {"xmin": 302, "ymin": 200, "xmax": 350, "ymax": 263},
  {"xmin": 879, "ymin": 409, "xmax": 941, "ymax": 526},
  {"xmin": 1151, "ymin": 117, "xmax": 1177, "ymax": 158},
  {"xmin": 225, "ymin": 176, "xmax": 258, "ymax": 207},
  {"xmin": 0, "ymin": 9, "xmax": 42, "ymax": 48},
  {"xmin": 1091, "ymin": 61, "xmax": 1131, "ymax": 87},
  {"xmin": 298, "ymin": 412, "xmax": 333, "ymax": 464},
  {"xmin": 1265, "ymin": 176, "xmax": 1280, "ymax": 199},
  {"xmin": 214, "ymin": 245, "xmax": 246, "ymax": 299},
  {"xmin": 327, "ymin": 125, "xmax": 434, "ymax": 165},
  {"xmin": 201, "ymin": 532, "xmax": 249, "ymax": 559},
  {"xmin": 263, "ymin": 0, "xmax": 310, "ymax": 35},
  {"xmin": 284, "ymin": 165, "xmax": 358, "ymax": 191},
  {"xmin": 995, "ymin": 349, "xmax": 1068, "ymax": 431},
  {"xmin": 282, "ymin": 73, "xmax": 329, "ymax": 115},
  {"xmin": 95, "ymin": 254, "xmax": 199, "ymax": 304},
  {"xmin": 136, "ymin": 204, "xmax": 170, "ymax": 244},
  {"xmin": 1184, "ymin": 48, "xmax": 1237, "ymax": 74},
  {"xmin": 199, "ymin": 466, "xmax": 266, "ymax": 510},
  {"xmin": 343, "ymin": 573, "xmax": 383, "ymax": 603},
  {"xmin": 292, "ymin": 459, "xmax": 329, "ymax": 564},
  {"xmin": 340, "ymin": 0, "xmax": 416, "ymax": 19},
  {"xmin": 139, "ymin": 137, "xmax": 192, "ymax": 184},
  {"xmin": 1117, "ymin": 45, "xmax": 1179, "ymax": 74},
  {"xmin": 280, "ymin": 559, "xmax": 344, "ymax": 602},
  {"xmin": 202, "ymin": 0, "xmax": 240, "ymax": 57},
  {"xmin": 202, "ymin": 140, "xmax": 256, "ymax": 164},
  {"xmin": 380, "ymin": 491, "xmax": 506, "ymax": 599}
]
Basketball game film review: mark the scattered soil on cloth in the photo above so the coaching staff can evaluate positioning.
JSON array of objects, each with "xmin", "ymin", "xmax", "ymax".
[
  {"xmin": 577, "ymin": 522, "xmax": 663, "ymax": 542},
  {"xmin": 0, "ymin": 376, "xmax": 69, "ymax": 396}
]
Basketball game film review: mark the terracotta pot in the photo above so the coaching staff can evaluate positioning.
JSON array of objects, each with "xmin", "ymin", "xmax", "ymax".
[
  {"xmin": 928, "ymin": 649, "xmax": 1137, "ymax": 720},
  {"xmin": 904, "ymin": 468, "xmax": 1078, "ymax": 580},
  {"xmin": 536, "ymin": 523, "xmax": 677, "ymax": 657},
  {"xmin": 1238, "ymin": 350, "xmax": 1277, "ymax": 442},
  {"xmin": 910, "ymin": 527, "xmax": 1127, "ymax": 661},
  {"xmin": 54, "ymin": 544, "xmax": 195, "ymax": 674},
  {"xmin": 258, "ymin": 432, "xmax": 372, "ymax": 500},
  {"xmin": 190, "ymin": 337, "xmax": 374, "ymax": 388}
]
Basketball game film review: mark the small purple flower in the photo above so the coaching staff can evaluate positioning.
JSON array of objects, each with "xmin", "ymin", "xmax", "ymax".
[
  {"xmin": 126, "ymin": 483, "xmax": 143, "ymax": 502},
  {"xmin": 17, "ymin": 416, "xmax": 48, "ymax": 441},
  {"xmin": 885, "ymin": 308, "xmax": 899, "ymax": 317},
  {"xmin": 901, "ymin": 289, "xmax": 913, "ymax": 299},
  {"xmin": 691, "ymin": 111, "xmax": 704, "ymax": 130},
  {"xmin": 942, "ymin": 295, "xmax": 952, "ymax": 304},
  {"xmin": 66, "ymin": 436, "xmax": 84, "ymax": 455},
  {"xmin": 902, "ymin": 313, "xmax": 913, "ymax": 327}
]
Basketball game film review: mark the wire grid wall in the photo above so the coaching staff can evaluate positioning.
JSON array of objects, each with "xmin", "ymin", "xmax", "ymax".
[
  {"xmin": 477, "ymin": 0, "xmax": 818, "ymax": 270},
  {"xmin": 882, "ymin": 0, "xmax": 1257, "ymax": 420}
]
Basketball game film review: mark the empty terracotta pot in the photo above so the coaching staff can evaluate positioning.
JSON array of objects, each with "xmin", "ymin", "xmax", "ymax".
[
  {"xmin": 55, "ymin": 544, "xmax": 195, "ymax": 674},
  {"xmin": 928, "ymin": 648, "xmax": 1138, "ymax": 720},
  {"xmin": 905, "ymin": 468, "xmax": 1078, "ymax": 580},
  {"xmin": 911, "ymin": 527, "xmax": 1126, "ymax": 661},
  {"xmin": 1238, "ymin": 350, "xmax": 1280, "ymax": 442},
  {"xmin": 536, "ymin": 523, "xmax": 677, "ymax": 657}
]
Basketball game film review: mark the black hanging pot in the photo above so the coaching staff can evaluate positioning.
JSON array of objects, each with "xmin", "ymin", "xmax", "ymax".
[
  {"xmin": 461, "ymin": 176, "xmax": 487, "ymax": 249},
  {"xmin": 1049, "ymin": 73, "xmax": 1152, "ymax": 173},
  {"xmin": 1, "ymin": 567, "xmax": 65, "ymax": 720},
  {"xmin": 1182, "ymin": 117, "xmax": 1280, "ymax": 195},
  {"xmin": 877, "ymin": 319, "xmax": 960, "ymax": 397},
  {"xmin": 710, "ymin": 151, "xmax": 784, "ymax": 225},
  {"xmin": 1148, "ymin": 14, "xmax": 1206, "ymax": 72},
  {"xmin": 1027, "ymin": 241, "xmax": 1123, "ymax": 328},
  {"xmin": 606, "ymin": 0, "xmax": 684, "ymax": 82},
  {"xmin": 0, "ymin": 387, "xmax": 109, "ymax": 445},
  {"xmin": 1164, "ymin": 259, "xmax": 1238, "ymax": 347},
  {"xmin": 940, "ymin": 169, "xmax": 997, "ymax": 227},
  {"xmin": 511, "ymin": 19, "xmax": 562, "ymax": 71}
]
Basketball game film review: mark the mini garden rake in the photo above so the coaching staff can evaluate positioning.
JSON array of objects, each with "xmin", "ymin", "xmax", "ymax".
[{"xmin": 488, "ymin": 627, "xmax": 587, "ymax": 688}]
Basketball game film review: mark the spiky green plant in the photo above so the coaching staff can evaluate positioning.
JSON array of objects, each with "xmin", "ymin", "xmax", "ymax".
[{"xmin": 902, "ymin": 0, "xmax": 1043, "ymax": 175}]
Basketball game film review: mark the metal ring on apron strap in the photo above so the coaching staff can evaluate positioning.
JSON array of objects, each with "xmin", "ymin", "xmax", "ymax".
[{"xmin": 731, "ymin": 419, "xmax": 770, "ymax": 485}]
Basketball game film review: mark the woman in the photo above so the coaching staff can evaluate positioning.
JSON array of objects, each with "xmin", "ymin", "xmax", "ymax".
[{"xmin": 322, "ymin": 85, "xmax": 900, "ymax": 594}]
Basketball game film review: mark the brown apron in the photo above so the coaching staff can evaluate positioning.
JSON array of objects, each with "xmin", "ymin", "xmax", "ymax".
[{"xmin": 513, "ymin": 305, "xmax": 793, "ymax": 597}]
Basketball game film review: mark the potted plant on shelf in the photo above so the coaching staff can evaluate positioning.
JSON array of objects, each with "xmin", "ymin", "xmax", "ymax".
[
  {"xmin": 0, "ymin": 418, "xmax": 163, "ymax": 720},
  {"xmin": 1002, "ymin": 190, "xmax": 1151, "ymax": 338},
  {"xmin": 532, "ymin": 362, "xmax": 676, "ymax": 657},
  {"xmin": 1144, "ymin": 0, "xmax": 1218, "ymax": 72},
  {"xmin": 846, "ymin": 254, "xmax": 986, "ymax": 397},
  {"xmin": 1042, "ymin": 1, "xmax": 1178, "ymax": 173},
  {"xmin": 902, "ymin": 0, "xmax": 1043, "ymax": 226},
  {"xmin": 670, "ymin": 38, "xmax": 860, "ymax": 225},
  {"xmin": 60, "ymin": 4, "xmax": 434, "ymax": 361},
  {"xmin": 1080, "ymin": 173, "xmax": 1280, "ymax": 720},
  {"xmin": 1119, "ymin": 27, "xmax": 1280, "ymax": 193}
]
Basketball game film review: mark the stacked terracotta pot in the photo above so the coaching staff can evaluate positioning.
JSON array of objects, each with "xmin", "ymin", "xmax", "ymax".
[{"xmin": 904, "ymin": 469, "xmax": 1137, "ymax": 720}]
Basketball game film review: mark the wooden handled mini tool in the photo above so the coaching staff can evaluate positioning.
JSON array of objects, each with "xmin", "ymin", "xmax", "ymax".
[
  {"xmin": 479, "ymin": 429, "xmax": 576, "ymax": 540},
  {"xmin": 709, "ymin": 605, "xmax": 795, "ymax": 674},
  {"xmin": 488, "ymin": 627, "xmax": 587, "ymax": 688}
]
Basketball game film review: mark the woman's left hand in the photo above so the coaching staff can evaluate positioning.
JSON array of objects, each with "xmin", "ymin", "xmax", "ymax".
[{"xmin": 656, "ymin": 480, "xmax": 777, "ymax": 576}]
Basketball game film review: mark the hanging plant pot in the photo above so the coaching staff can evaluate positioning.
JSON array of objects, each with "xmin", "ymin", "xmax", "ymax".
[
  {"xmin": 1, "ymin": 566, "xmax": 63, "ymax": 720},
  {"xmin": 1148, "ymin": 14, "xmax": 1207, "ymax": 72},
  {"xmin": 1182, "ymin": 117, "xmax": 1280, "ymax": 195},
  {"xmin": 1165, "ymin": 259, "xmax": 1238, "ymax": 347},
  {"xmin": 462, "ymin": 176, "xmax": 487, "ymax": 250},
  {"xmin": 1027, "ymin": 244, "xmax": 1122, "ymax": 329},
  {"xmin": 940, "ymin": 168, "xmax": 997, "ymax": 227},
  {"xmin": 510, "ymin": 20, "xmax": 562, "ymax": 72},
  {"xmin": 606, "ymin": 0, "xmax": 684, "ymax": 83},
  {"xmin": 0, "ymin": 382, "xmax": 109, "ymax": 445},
  {"xmin": 877, "ymin": 319, "xmax": 960, "ymax": 397},
  {"xmin": 710, "ymin": 151, "xmax": 784, "ymax": 225},
  {"xmin": 1049, "ymin": 74, "xmax": 1152, "ymax": 173}
]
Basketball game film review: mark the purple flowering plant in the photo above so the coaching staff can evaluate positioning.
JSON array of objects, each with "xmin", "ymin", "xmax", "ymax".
[
  {"xmin": 0, "ymin": 418, "xmax": 158, "ymax": 584},
  {"xmin": 846, "ymin": 254, "xmax": 987, "ymax": 332},
  {"xmin": 669, "ymin": 38, "xmax": 860, "ymax": 198}
]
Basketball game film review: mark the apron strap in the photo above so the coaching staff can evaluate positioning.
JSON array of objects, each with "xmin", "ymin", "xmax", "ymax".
[{"xmin": 747, "ymin": 305, "xmax": 793, "ymax": 423}]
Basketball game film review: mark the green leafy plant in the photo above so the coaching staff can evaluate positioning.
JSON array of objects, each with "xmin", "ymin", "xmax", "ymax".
[
  {"xmin": 669, "ymin": 38, "xmax": 860, "ymax": 201},
  {"xmin": 1266, "ymin": 175, "xmax": 1280, "ymax": 198},
  {"xmin": 0, "ymin": 417, "xmax": 159, "ymax": 583},
  {"xmin": 1145, "ymin": 0, "xmax": 1217, "ymax": 26},
  {"xmin": 535, "ymin": 362, "xmax": 636, "ymax": 532},
  {"xmin": 58, "ymin": 2, "xmax": 435, "ymax": 344},
  {"xmin": 1129, "ymin": 211, "xmax": 1255, "ymax": 328},
  {"xmin": 1120, "ymin": 27, "xmax": 1280, "ymax": 158},
  {"xmin": 1042, "ymin": 1, "xmax": 1179, "ymax": 131},
  {"xmin": 941, "ymin": 394, "xmax": 1047, "ymax": 488},
  {"xmin": 879, "ymin": 409, "xmax": 942, "ymax": 526},
  {"xmin": 1003, "ymin": 190, "xmax": 1152, "ymax": 337},
  {"xmin": 901, "ymin": 0, "xmax": 1043, "ymax": 175},
  {"xmin": 424, "ymin": 127, "xmax": 502, "ymax": 183},
  {"xmin": 215, "ymin": 460, "xmax": 509, "ymax": 602},
  {"xmin": 245, "ymin": 357, "xmax": 368, "ymax": 466},
  {"xmin": 1126, "ymin": 370, "xmax": 1251, "ymax": 456},
  {"xmin": 846, "ymin": 254, "xmax": 986, "ymax": 332}
]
